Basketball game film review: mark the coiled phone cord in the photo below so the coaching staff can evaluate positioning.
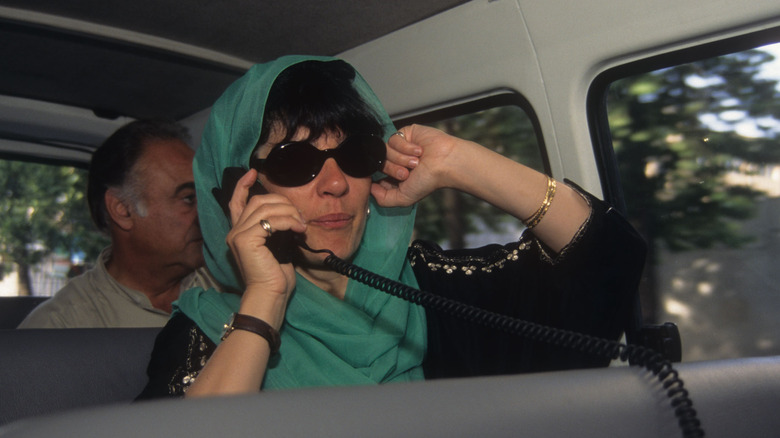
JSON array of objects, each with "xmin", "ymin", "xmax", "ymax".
[{"xmin": 306, "ymin": 246, "xmax": 705, "ymax": 438}]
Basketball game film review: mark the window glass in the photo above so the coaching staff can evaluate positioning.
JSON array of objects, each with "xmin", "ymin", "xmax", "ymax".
[
  {"xmin": 0, "ymin": 160, "xmax": 108, "ymax": 297},
  {"xmin": 606, "ymin": 41, "xmax": 780, "ymax": 361},
  {"xmin": 408, "ymin": 104, "xmax": 545, "ymax": 249}
]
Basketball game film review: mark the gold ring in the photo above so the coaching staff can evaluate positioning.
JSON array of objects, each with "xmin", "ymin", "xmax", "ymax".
[
  {"xmin": 392, "ymin": 131, "xmax": 406, "ymax": 140},
  {"xmin": 259, "ymin": 219, "xmax": 273, "ymax": 235}
]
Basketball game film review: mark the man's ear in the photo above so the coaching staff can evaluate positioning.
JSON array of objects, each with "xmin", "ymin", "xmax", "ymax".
[{"xmin": 104, "ymin": 189, "xmax": 134, "ymax": 231}]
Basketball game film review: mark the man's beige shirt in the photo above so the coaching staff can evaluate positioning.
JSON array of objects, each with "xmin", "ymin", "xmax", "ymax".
[{"xmin": 18, "ymin": 248, "xmax": 222, "ymax": 328}]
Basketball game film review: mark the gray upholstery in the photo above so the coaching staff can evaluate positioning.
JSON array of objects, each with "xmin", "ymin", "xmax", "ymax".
[
  {"xmin": 0, "ymin": 297, "xmax": 49, "ymax": 329},
  {"xmin": 0, "ymin": 324, "xmax": 778, "ymax": 437},
  {"xmin": 0, "ymin": 328, "xmax": 160, "ymax": 426}
]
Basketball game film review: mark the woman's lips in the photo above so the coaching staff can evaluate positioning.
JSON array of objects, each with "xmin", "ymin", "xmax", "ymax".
[{"xmin": 311, "ymin": 213, "xmax": 353, "ymax": 229}]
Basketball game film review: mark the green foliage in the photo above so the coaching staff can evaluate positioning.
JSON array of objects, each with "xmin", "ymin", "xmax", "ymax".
[
  {"xmin": 0, "ymin": 160, "xmax": 109, "ymax": 293},
  {"xmin": 413, "ymin": 47, "xmax": 780, "ymax": 257},
  {"xmin": 608, "ymin": 48, "xmax": 780, "ymax": 254}
]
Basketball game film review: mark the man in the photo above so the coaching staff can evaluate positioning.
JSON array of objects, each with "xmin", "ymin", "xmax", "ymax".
[{"xmin": 19, "ymin": 119, "xmax": 220, "ymax": 328}]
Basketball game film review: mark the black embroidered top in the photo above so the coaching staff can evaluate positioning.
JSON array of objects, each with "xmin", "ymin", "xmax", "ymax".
[
  {"xmin": 136, "ymin": 188, "xmax": 646, "ymax": 399},
  {"xmin": 412, "ymin": 190, "xmax": 646, "ymax": 378}
]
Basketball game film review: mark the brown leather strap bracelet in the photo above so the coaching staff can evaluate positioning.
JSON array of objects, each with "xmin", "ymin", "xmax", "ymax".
[{"xmin": 221, "ymin": 313, "xmax": 281, "ymax": 355}]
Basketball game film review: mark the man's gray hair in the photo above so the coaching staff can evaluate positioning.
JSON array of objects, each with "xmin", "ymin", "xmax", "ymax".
[{"xmin": 87, "ymin": 119, "xmax": 190, "ymax": 233}]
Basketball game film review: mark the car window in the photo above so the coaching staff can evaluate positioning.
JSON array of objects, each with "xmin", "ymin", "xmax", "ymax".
[
  {"xmin": 0, "ymin": 159, "xmax": 108, "ymax": 298},
  {"xmin": 402, "ymin": 101, "xmax": 545, "ymax": 249},
  {"xmin": 604, "ymin": 41, "xmax": 780, "ymax": 362}
]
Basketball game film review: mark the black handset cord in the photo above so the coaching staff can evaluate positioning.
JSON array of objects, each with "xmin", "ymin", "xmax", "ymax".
[{"xmin": 302, "ymin": 245, "xmax": 705, "ymax": 438}]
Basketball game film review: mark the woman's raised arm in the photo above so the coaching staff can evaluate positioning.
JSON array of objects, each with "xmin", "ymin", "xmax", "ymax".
[{"xmin": 372, "ymin": 125, "xmax": 590, "ymax": 253}]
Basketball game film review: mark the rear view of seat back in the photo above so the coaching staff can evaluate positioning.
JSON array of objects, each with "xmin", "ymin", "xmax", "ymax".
[
  {"xmin": 0, "ymin": 328, "xmax": 159, "ymax": 426},
  {"xmin": 0, "ymin": 297, "xmax": 49, "ymax": 329}
]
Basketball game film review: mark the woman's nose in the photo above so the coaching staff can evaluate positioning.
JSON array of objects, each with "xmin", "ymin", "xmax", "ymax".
[{"xmin": 315, "ymin": 158, "xmax": 349, "ymax": 197}]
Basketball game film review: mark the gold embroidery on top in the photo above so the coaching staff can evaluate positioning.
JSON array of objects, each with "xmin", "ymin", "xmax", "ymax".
[
  {"xmin": 410, "ymin": 240, "xmax": 533, "ymax": 275},
  {"xmin": 168, "ymin": 326, "xmax": 210, "ymax": 395},
  {"xmin": 537, "ymin": 186, "xmax": 593, "ymax": 264}
]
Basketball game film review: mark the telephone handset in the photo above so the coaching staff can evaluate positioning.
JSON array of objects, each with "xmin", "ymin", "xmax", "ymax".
[{"xmin": 213, "ymin": 167, "xmax": 301, "ymax": 264}]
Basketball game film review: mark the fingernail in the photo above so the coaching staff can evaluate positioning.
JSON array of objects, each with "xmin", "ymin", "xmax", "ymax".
[{"xmin": 409, "ymin": 158, "xmax": 419, "ymax": 168}]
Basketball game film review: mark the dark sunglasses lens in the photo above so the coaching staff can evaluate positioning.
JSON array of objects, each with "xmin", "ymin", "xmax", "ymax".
[
  {"xmin": 336, "ymin": 135, "xmax": 386, "ymax": 178},
  {"xmin": 259, "ymin": 135, "xmax": 386, "ymax": 186},
  {"xmin": 262, "ymin": 142, "xmax": 323, "ymax": 186}
]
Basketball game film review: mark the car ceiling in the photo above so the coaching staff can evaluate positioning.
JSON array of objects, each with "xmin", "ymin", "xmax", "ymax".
[{"xmin": 0, "ymin": 0, "xmax": 469, "ymax": 155}]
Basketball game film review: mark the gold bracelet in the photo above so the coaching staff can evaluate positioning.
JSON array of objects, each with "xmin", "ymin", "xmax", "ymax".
[
  {"xmin": 522, "ymin": 176, "xmax": 552, "ymax": 225},
  {"xmin": 523, "ymin": 176, "xmax": 556, "ymax": 229}
]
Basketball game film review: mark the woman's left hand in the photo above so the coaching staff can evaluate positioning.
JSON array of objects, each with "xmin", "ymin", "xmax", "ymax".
[{"xmin": 371, "ymin": 125, "xmax": 459, "ymax": 207}]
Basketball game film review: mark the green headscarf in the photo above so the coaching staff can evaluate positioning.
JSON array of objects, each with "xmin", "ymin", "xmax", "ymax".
[{"xmin": 175, "ymin": 55, "xmax": 427, "ymax": 390}]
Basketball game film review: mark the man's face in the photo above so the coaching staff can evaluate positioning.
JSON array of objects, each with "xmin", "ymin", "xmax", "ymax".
[{"xmin": 130, "ymin": 139, "xmax": 204, "ymax": 272}]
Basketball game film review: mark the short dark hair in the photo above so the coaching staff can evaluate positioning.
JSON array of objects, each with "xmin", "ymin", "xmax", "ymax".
[
  {"xmin": 87, "ymin": 119, "xmax": 190, "ymax": 233},
  {"xmin": 257, "ymin": 60, "xmax": 384, "ymax": 148}
]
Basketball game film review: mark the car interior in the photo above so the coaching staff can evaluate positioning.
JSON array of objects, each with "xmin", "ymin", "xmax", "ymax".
[{"xmin": 1, "ymin": 0, "xmax": 780, "ymax": 437}]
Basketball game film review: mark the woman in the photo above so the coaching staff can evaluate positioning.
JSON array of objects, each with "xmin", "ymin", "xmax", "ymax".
[{"xmin": 137, "ymin": 55, "xmax": 645, "ymax": 398}]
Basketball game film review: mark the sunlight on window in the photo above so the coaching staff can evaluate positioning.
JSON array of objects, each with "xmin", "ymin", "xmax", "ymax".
[
  {"xmin": 696, "ymin": 282, "xmax": 713, "ymax": 296},
  {"xmin": 0, "ymin": 160, "xmax": 107, "ymax": 297},
  {"xmin": 607, "ymin": 39, "xmax": 780, "ymax": 361},
  {"xmin": 664, "ymin": 298, "xmax": 691, "ymax": 319}
]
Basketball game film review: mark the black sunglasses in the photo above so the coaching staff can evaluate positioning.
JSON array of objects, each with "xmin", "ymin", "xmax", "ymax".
[{"xmin": 252, "ymin": 134, "xmax": 386, "ymax": 187}]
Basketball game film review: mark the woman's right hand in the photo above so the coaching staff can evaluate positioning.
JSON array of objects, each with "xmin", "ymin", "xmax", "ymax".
[
  {"xmin": 187, "ymin": 169, "xmax": 307, "ymax": 398},
  {"xmin": 225, "ymin": 169, "xmax": 306, "ymax": 327}
]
